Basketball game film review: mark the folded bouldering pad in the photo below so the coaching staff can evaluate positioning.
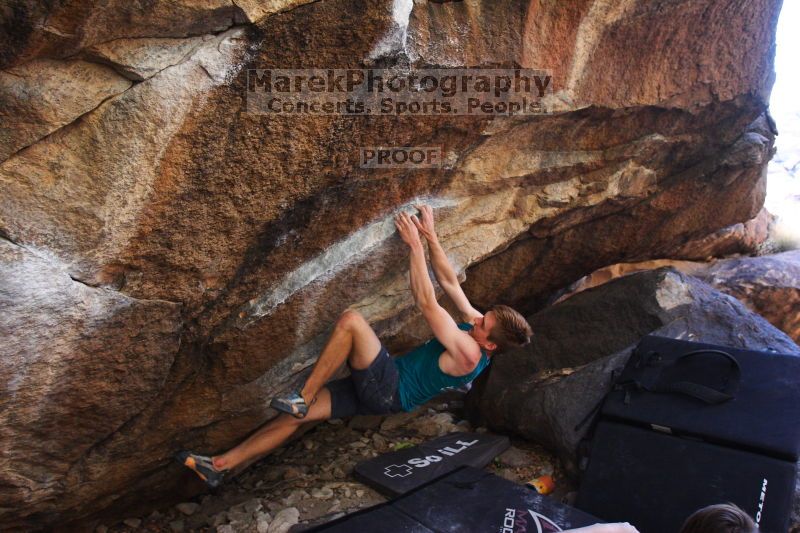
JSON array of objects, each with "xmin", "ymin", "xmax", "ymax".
[
  {"xmin": 577, "ymin": 420, "xmax": 797, "ymax": 533},
  {"xmin": 307, "ymin": 503, "xmax": 434, "ymax": 532},
  {"xmin": 353, "ymin": 432, "xmax": 509, "ymax": 497},
  {"xmin": 309, "ymin": 466, "xmax": 602, "ymax": 532}
]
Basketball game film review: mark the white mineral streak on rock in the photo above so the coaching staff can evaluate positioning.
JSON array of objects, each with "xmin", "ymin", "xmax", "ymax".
[
  {"xmin": 243, "ymin": 196, "xmax": 459, "ymax": 321},
  {"xmin": 192, "ymin": 29, "xmax": 250, "ymax": 85},
  {"xmin": 655, "ymin": 272, "xmax": 694, "ymax": 310},
  {"xmin": 1, "ymin": 239, "xmax": 127, "ymax": 406},
  {"xmin": 368, "ymin": 0, "xmax": 414, "ymax": 60},
  {"xmin": 352, "ymin": 190, "xmax": 534, "ymax": 324},
  {"xmin": 352, "ymin": 155, "xmax": 661, "ymax": 325},
  {"xmin": 559, "ymin": 0, "xmax": 636, "ymax": 104},
  {"xmin": 0, "ymin": 28, "xmax": 248, "ymax": 280}
]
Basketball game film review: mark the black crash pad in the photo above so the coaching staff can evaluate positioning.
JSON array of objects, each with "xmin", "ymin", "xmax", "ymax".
[
  {"xmin": 603, "ymin": 335, "xmax": 800, "ymax": 461},
  {"xmin": 353, "ymin": 432, "xmax": 509, "ymax": 497},
  {"xmin": 309, "ymin": 466, "xmax": 602, "ymax": 532},
  {"xmin": 307, "ymin": 503, "xmax": 434, "ymax": 532},
  {"xmin": 577, "ymin": 420, "xmax": 797, "ymax": 533}
]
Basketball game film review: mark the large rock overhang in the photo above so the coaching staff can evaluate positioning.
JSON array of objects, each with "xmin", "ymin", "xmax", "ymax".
[{"xmin": 0, "ymin": 0, "xmax": 782, "ymax": 529}]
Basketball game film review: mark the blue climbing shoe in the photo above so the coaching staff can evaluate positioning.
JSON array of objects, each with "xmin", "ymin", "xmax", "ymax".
[
  {"xmin": 175, "ymin": 451, "xmax": 226, "ymax": 488},
  {"xmin": 270, "ymin": 390, "xmax": 316, "ymax": 419}
]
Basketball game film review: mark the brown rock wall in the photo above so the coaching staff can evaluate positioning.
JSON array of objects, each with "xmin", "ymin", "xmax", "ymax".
[
  {"xmin": 0, "ymin": 0, "xmax": 244, "ymax": 69},
  {"xmin": 460, "ymin": 107, "xmax": 771, "ymax": 315},
  {"xmin": 0, "ymin": 239, "xmax": 182, "ymax": 521},
  {"xmin": 407, "ymin": 0, "xmax": 780, "ymax": 109},
  {"xmin": 0, "ymin": 0, "xmax": 784, "ymax": 529}
]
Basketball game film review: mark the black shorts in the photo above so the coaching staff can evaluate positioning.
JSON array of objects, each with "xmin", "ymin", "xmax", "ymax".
[{"xmin": 327, "ymin": 345, "xmax": 404, "ymax": 419}]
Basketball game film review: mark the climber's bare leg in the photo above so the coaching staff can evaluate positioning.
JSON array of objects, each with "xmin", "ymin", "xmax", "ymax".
[
  {"xmin": 213, "ymin": 387, "xmax": 333, "ymax": 471},
  {"xmin": 204, "ymin": 312, "xmax": 381, "ymax": 472},
  {"xmin": 299, "ymin": 309, "xmax": 382, "ymax": 405}
]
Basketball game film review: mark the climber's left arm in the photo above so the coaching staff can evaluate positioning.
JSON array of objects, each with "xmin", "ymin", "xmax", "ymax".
[{"xmin": 394, "ymin": 211, "xmax": 481, "ymax": 367}]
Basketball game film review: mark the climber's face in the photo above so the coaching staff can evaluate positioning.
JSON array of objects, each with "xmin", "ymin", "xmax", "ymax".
[{"xmin": 470, "ymin": 311, "xmax": 498, "ymax": 352}]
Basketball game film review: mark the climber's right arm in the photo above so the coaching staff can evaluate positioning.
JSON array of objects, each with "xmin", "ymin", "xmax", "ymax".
[{"xmin": 412, "ymin": 204, "xmax": 482, "ymax": 323}]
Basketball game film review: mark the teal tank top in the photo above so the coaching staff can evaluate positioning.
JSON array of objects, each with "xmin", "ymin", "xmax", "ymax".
[{"xmin": 394, "ymin": 322, "xmax": 490, "ymax": 412}]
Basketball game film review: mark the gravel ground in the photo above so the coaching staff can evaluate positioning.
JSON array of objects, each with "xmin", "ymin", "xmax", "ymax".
[{"xmin": 93, "ymin": 392, "xmax": 566, "ymax": 533}]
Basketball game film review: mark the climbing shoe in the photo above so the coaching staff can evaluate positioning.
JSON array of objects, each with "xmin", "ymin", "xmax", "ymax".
[
  {"xmin": 175, "ymin": 451, "xmax": 226, "ymax": 488},
  {"xmin": 270, "ymin": 390, "xmax": 316, "ymax": 419}
]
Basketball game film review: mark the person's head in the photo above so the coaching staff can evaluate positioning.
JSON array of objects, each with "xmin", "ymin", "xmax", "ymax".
[
  {"xmin": 679, "ymin": 503, "xmax": 758, "ymax": 533},
  {"xmin": 471, "ymin": 304, "xmax": 532, "ymax": 354}
]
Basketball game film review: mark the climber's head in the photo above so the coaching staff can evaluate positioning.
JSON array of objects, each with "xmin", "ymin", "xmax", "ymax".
[
  {"xmin": 471, "ymin": 305, "xmax": 532, "ymax": 355},
  {"xmin": 679, "ymin": 503, "xmax": 758, "ymax": 533}
]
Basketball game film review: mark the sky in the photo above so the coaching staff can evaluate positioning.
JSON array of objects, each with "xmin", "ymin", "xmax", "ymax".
[
  {"xmin": 770, "ymin": 1, "xmax": 800, "ymax": 116},
  {"xmin": 765, "ymin": 0, "xmax": 800, "ymax": 244}
]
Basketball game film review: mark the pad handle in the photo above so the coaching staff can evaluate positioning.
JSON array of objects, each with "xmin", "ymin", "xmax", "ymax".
[{"xmin": 653, "ymin": 348, "xmax": 741, "ymax": 404}]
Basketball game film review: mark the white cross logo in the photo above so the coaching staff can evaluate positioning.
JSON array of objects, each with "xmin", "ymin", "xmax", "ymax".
[{"xmin": 383, "ymin": 464, "xmax": 413, "ymax": 478}]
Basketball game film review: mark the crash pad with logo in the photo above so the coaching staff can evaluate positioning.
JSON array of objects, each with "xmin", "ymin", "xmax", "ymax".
[
  {"xmin": 353, "ymin": 432, "xmax": 509, "ymax": 497},
  {"xmin": 577, "ymin": 420, "xmax": 797, "ymax": 533},
  {"xmin": 305, "ymin": 503, "xmax": 434, "ymax": 532},
  {"xmin": 308, "ymin": 466, "xmax": 601, "ymax": 532}
]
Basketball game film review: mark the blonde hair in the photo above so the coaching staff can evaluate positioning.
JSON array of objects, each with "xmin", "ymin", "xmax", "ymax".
[{"xmin": 487, "ymin": 304, "xmax": 533, "ymax": 354}]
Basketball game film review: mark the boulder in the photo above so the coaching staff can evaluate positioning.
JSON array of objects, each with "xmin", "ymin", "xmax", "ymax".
[
  {"xmin": 0, "ymin": 0, "xmax": 784, "ymax": 529},
  {"xmin": 549, "ymin": 259, "xmax": 707, "ymax": 306},
  {"xmin": 0, "ymin": 28, "xmax": 251, "ymax": 282},
  {"xmin": 548, "ymin": 250, "xmax": 800, "ymax": 344},
  {"xmin": 465, "ymin": 268, "xmax": 800, "ymax": 475},
  {"xmin": 459, "ymin": 112, "xmax": 774, "ymax": 317},
  {"xmin": 693, "ymin": 250, "xmax": 800, "ymax": 344},
  {"xmin": 233, "ymin": 1, "xmax": 319, "ymax": 23},
  {"xmin": 407, "ymin": 0, "xmax": 777, "ymax": 110}
]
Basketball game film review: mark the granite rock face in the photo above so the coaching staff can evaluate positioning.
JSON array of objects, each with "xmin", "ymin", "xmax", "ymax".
[
  {"xmin": 464, "ymin": 268, "xmax": 800, "ymax": 474},
  {"xmin": 0, "ymin": 59, "xmax": 132, "ymax": 160},
  {"xmin": 459, "ymin": 109, "xmax": 774, "ymax": 316},
  {"xmin": 0, "ymin": 239, "xmax": 183, "ymax": 522},
  {"xmin": 0, "ymin": 0, "xmax": 245, "ymax": 70},
  {"xmin": 694, "ymin": 250, "xmax": 800, "ymax": 343},
  {"xmin": 0, "ymin": 0, "xmax": 784, "ymax": 529},
  {"xmin": 407, "ymin": 0, "xmax": 777, "ymax": 109},
  {"xmin": 669, "ymin": 207, "xmax": 777, "ymax": 260}
]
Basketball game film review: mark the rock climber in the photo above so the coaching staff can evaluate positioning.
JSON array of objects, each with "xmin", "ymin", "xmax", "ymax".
[{"xmin": 177, "ymin": 204, "xmax": 533, "ymax": 487}]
